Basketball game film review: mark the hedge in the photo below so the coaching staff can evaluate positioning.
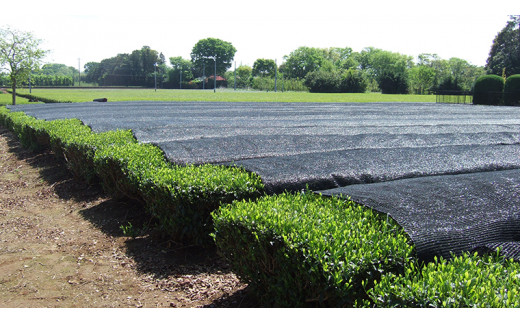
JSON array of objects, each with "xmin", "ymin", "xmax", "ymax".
[
  {"xmin": 370, "ymin": 251, "xmax": 520, "ymax": 307},
  {"xmin": 212, "ymin": 192, "xmax": 415, "ymax": 306},
  {"xmin": 473, "ymin": 75, "xmax": 504, "ymax": 105},
  {"xmin": 0, "ymin": 106, "xmax": 265, "ymax": 245},
  {"xmin": 504, "ymin": 74, "xmax": 520, "ymax": 106}
]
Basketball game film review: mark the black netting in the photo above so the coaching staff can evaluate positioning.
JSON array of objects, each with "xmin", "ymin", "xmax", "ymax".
[
  {"xmin": 10, "ymin": 101, "xmax": 520, "ymax": 261},
  {"xmin": 320, "ymin": 170, "xmax": 520, "ymax": 261}
]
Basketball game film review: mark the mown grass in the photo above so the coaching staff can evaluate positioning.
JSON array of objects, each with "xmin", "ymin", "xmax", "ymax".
[
  {"xmin": 15, "ymin": 88, "xmax": 436, "ymax": 103},
  {"xmin": 0, "ymin": 92, "xmax": 32, "ymax": 106}
]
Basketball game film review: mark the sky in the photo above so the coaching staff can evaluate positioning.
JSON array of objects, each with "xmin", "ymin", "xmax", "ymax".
[{"xmin": 1, "ymin": 0, "xmax": 518, "ymax": 72}]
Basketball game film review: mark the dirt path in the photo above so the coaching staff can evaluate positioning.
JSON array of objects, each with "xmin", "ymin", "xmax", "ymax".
[{"xmin": 0, "ymin": 125, "xmax": 256, "ymax": 308}]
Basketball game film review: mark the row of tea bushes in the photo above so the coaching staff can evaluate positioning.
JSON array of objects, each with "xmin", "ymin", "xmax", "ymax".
[
  {"xmin": 0, "ymin": 106, "xmax": 264, "ymax": 245},
  {"xmin": 212, "ymin": 192, "xmax": 415, "ymax": 306},
  {"xmin": 212, "ymin": 193, "xmax": 520, "ymax": 307}
]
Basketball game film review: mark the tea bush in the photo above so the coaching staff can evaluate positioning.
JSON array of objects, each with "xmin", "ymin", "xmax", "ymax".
[
  {"xmin": 473, "ymin": 75, "xmax": 504, "ymax": 105},
  {"xmin": 370, "ymin": 251, "xmax": 520, "ymax": 307},
  {"xmin": 212, "ymin": 192, "xmax": 415, "ymax": 306}
]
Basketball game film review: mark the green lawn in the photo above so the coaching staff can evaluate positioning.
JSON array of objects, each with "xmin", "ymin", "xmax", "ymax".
[
  {"xmin": 0, "ymin": 92, "xmax": 32, "ymax": 106},
  {"xmin": 15, "ymin": 88, "xmax": 436, "ymax": 103}
]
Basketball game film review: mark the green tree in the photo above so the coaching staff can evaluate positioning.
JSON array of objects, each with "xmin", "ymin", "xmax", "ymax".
[
  {"xmin": 363, "ymin": 49, "xmax": 412, "ymax": 94},
  {"xmin": 409, "ymin": 65, "xmax": 436, "ymax": 94},
  {"xmin": 168, "ymin": 56, "xmax": 193, "ymax": 88},
  {"xmin": 0, "ymin": 26, "xmax": 47, "ymax": 105},
  {"xmin": 282, "ymin": 46, "xmax": 327, "ymax": 79},
  {"xmin": 190, "ymin": 38, "xmax": 236, "ymax": 77},
  {"xmin": 252, "ymin": 58, "xmax": 276, "ymax": 78},
  {"xmin": 486, "ymin": 16, "xmax": 520, "ymax": 77}
]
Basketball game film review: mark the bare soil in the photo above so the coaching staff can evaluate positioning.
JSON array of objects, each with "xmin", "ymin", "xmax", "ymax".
[{"xmin": 0, "ymin": 125, "xmax": 257, "ymax": 308}]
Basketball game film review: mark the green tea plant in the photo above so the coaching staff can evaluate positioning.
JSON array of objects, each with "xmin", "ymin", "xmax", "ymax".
[
  {"xmin": 370, "ymin": 250, "xmax": 520, "ymax": 307},
  {"xmin": 212, "ymin": 192, "xmax": 415, "ymax": 306}
]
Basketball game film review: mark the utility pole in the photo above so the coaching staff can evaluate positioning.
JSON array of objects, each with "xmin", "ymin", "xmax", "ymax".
[
  {"xmin": 274, "ymin": 59, "xmax": 277, "ymax": 92},
  {"xmin": 214, "ymin": 55, "xmax": 217, "ymax": 93},
  {"xmin": 154, "ymin": 63, "xmax": 157, "ymax": 92},
  {"xmin": 78, "ymin": 58, "xmax": 81, "ymax": 87}
]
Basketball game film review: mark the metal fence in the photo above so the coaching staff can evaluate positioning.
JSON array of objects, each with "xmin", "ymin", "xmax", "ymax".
[{"xmin": 435, "ymin": 91, "xmax": 473, "ymax": 104}]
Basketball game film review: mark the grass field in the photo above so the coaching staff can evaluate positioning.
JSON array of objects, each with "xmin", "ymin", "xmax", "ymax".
[
  {"xmin": 0, "ymin": 92, "xmax": 32, "ymax": 106},
  {"xmin": 14, "ymin": 88, "xmax": 437, "ymax": 103}
]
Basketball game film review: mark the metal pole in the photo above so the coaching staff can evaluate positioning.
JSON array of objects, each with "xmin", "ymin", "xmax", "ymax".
[
  {"xmin": 154, "ymin": 63, "xmax": 157, "ymax": 92},
  {"xmin": 78, "ymin": 58, "xmax": 81, "ymax": 87},
  {"xmin": 274, "ymin": 59, "xmax": 277, "ymax": 92},
  {"xmin": 203, "ymin": 62, "xmax": 205, "ymax": 90},
  {"xmin": 180, "ymin": 67, "xmax": 182, "ymax": 89},
  {"xmin": 214, "ymin": 55, "xmax": 217, "ymax": 93},
  {"xmin": 29, "ymin": 73, "xmax": 32, "ymax": 94},
  {"xmin": 234, "ymin": 61, "xmax": 236, "ymax": 91}
]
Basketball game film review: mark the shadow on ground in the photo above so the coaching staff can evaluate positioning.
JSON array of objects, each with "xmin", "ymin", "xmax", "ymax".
[{"xmin": 1, "ymin": 125, "xmax": 258, "ymax": 307}]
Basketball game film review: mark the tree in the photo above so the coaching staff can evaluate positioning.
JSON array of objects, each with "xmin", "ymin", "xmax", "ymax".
[
  {"xmin": 282, "ymin": 46, "xmax": 327, "ymax": 79},
  {"xmin": 0, "ymin": 26, "xmax": 47, "ymax": 105},
  {"xmin": 486, "ymin": 16, "xmax": 520, "ymax": 77},
  {"xmin": 252, "ymin": 58, "xmax": 276, "ymax": 78},
  {"xmin": 363, "ymin": 49, "xmax": 412, "ymax": 94},
  {"xmin": 190, "ymin": 38, "xmax": 236, "ymax": 77},
  {"xmin": 168, "ymin": 56, "xmax": 193, "ymax": 88}
]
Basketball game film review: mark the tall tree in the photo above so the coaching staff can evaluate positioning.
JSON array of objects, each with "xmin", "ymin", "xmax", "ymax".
[
  {"xmin": 486, "ymin": 16, "xmax": 520, "ymax": 76},
  {"xmin": 168, "ymin": 56, "xmax": 193, "ymax": 88},
  {"xmin": 0, "ymin": 26, "xmax": 47, "ymax": 105},
  {"xmin": 282, "ymin": 46, "xmax": 326, "ymax": 79},
  {"xmin": 252, "ymin": 58, "xmax": 276, "ymax": 78},
  {"xmin": 190, "ymin": 38, "xmax": 236, "ymax": 77}
]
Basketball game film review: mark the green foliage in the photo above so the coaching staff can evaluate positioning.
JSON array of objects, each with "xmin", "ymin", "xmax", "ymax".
[
  {"xmin": 504, "ymin": 74, "xmax": 520, "ymax": 106},
  {"xmin": 341, "ymin": 69, "xmax": 368, "ymax": 93},
  {"xmin": 370, "ymin": 251, "xmax": 520, "ymax": 308},
  {"xmin": 167, "ymin": 56, "xmax": 193, "ymax": 89},
  {"xmin": 252, "ymin": 59, "xmax": 276, "ymax": 78},
  {"xmin": 0, "ymin": 26, "xmax": 48, "ymax": 105},
  {"xmin": 282, "ymin": 46, "xmax": 327, "ymax": 79},
  {"xmin": 486, "ymin": 16, "xmax": 520, "ymax": 77},
  {"xmin": 473, "ymin": 74, "xmax": 504, "ymax": 105},
  {"xmin": 190, "ymin": 38, "xmax": 236, "ymax": 77},
  {"xmin": 304, "ymin": 70, "xmax": 343, "ymax": 93},
  {"xmin": 0, "ymin": 107, "xmax": 264, "ymax": 246},
  {"xmin": 83, "ymin": 46, "xmax": 164, "ymax": 87},
  {"xmin": 212, "ymin": 192, "xmax": 415, "ymax": 307}
]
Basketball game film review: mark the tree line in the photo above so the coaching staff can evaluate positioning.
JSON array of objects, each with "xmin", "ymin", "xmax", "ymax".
[{"xmin": 2, "ymin": 16, "xmax": 518, "ymax": 101}]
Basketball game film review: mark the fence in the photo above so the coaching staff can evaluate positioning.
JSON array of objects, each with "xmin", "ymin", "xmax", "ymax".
[{"xmin": 435, "ymin": 91, "xmax": 473, "ymax": 104}]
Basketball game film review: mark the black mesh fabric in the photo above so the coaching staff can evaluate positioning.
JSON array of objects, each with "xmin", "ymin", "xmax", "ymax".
[
  {"xmin": 320, "ymin": 170, "xmax": 520, "ymax": 261},
  {"xmin": 10, "ymin": 101, "xmax": 520, "ymax": 261}
]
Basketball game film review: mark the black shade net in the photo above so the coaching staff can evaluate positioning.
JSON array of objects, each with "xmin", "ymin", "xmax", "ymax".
[{"xmin": 9, "ymin": 101, "xmax": 520, "ymax": 261}]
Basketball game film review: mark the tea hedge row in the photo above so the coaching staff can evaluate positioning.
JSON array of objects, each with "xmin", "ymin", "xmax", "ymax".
[
  {"xmin": 212, "ymin": 192, "xmax": 415, "ymax": 306},
  {"xmin": 370, "ymin": 251, "xmax": 520, "ymax": 307},
  {"xmin": 212, "ymin": 193, "xmax": 520, "ymax": 307},
  {"xmin": 0, "ymin": 106, "xmax": 265, "ymax": 245}
]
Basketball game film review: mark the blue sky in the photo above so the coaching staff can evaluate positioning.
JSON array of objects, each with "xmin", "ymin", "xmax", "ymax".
[{"xmin": 2, "ymin": 0, "xmax": 518, "ymax": 71}]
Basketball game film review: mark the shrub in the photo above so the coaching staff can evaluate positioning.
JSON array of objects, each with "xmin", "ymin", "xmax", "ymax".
[
  {"xmin": 304, "ymin": 70, "xmax": 342, "ymax": 93},
  {"xmin": 212, "ymin": 192, "xmax": 415, "ymax": 307},
  {"xmin": 473, "ymin": 74, "xmax": 504, "ymax": 105},
  {"xmin": 370, "ymin": 251, "xmax": 520, "ymax": 307},
  {"xmin": 341, "ymin": 69, "xmax": 368, "ymax": 93},
  {"xmin": 504, "ymin": 74, "xmax": 520, "ymax": 106}
]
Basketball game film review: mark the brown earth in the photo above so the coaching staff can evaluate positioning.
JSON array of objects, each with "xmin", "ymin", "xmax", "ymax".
[{"xmin": 0, "ymin": 125, "xmax": 258, "ymax": 308}]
